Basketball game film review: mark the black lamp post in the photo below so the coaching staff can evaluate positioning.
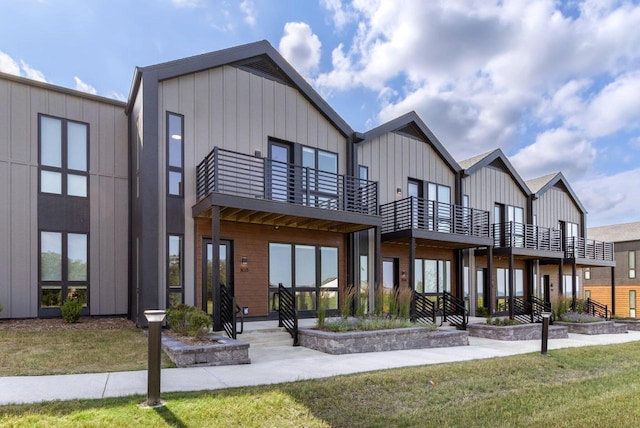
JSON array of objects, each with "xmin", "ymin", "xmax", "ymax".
[
  {"xmin": 541, "ymin": 312, "xmax": 551, "ymax": 355},
  {"xmin": 144, "ymin": 309, "xmax": 166, "ymax": 407}
]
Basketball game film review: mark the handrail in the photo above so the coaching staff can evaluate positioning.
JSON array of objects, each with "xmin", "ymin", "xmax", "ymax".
[
  {"xmin": 530, "ymin": 296, "xmax": 552, "ymax": 323},
  {"xmin": 441, "ymin": 291, "xmax": 468, "ymax": 330},
  {"xmin": 411, "ymin": 291, "xmax": 436, "ymax": 325},
  {"xmin": 583, "ymin": 297, "xmax": 609, "ymax": 320},
  {"xmin": 512, "ymin": 297, "xmax": 532, "ymax": 324},
  {"xmin": 493, "ymin": 222, "xmax": 562, "ymax": 252},
  {"xmin": 220, "ymin": 283, "xmax": 240, "ymax": 339},
  {"xmin": 272, "ymin": 284, "xmax": 299, "ymax": 346},
  {"xmin": 196, "ymin": 147, "xmax": 378, "ymax": 215},
  {"xmin": 380, "ymin": 197, "xmax": 490, "ymax": 238},
  {"xmin": 565, "ymin": 237, "xmax": 615, "ymax": 262}
]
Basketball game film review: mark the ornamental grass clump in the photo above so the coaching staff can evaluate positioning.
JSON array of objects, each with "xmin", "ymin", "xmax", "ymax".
[
  {"xmin": 559, "ymin": 311, "xmax": 603, "ymax": 323},
  {"xmin": 166, "ymin": 304, "xmax": 212, "ymax": 338}
]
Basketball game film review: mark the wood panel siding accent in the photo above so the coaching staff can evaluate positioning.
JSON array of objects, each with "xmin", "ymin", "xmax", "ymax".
[
  {"xmin": 533, "ymin": 186, "xmax": 581, "ymax": 230},
  {"xmin": 357, "ymin": 132, "xmax": 456, "ymax": 205},
  {"xmin": 0, "ymin": 75, "xmax": 128, "ymax": 318},
  {"xmin": 195, "ymin": 219, "xmax": 347, "ymax": 317},
  {"xmin": 463, "ymin": 168, "xmax": 528, "ymax": 221},
  {"xmin": 584, "ymin": 284, "xmax": 633, "ymax": 317}
]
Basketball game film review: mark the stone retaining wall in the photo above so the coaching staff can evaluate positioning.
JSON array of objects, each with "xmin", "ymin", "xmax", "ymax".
[
  {"xmin": 611, "ymin": 320, "xmax": 640, "ymax": 331},
  {"xmin": 298, "ymin": 327, "xmax": 469, "ymax": 355},
  {"xmin": 554, "ymin": 321, "xmax": 628, "ymax": 335},
  {"xmin": 161, "ymin": 334, "xmax": 250, "ymax": 367},
  {"xmin": 467, "ymin": 323, "xmax": 568, "ymax": 341}
]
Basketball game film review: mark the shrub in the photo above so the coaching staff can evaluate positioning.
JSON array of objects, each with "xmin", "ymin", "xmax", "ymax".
[
  {"xmin": 317, "ymin": 298, "xmax": 326, "ymax": 329},
  {"xmin": 486, "ymin": 317, "xmax": 520, "ymax": 326},
  {"xmin": 476, "ymin": 306, "xmax": 489, "ymax": 317},
  {"xmin": 0, "ymin": 302, "xmax": 3, "ymax": 314},
  {"xmin": 559, "ymin": 311, "xmax": 602, "ymax": 323},
  {"xmin": 396, "ymin": 287, "xmax": 412, "ymax": 320},
  {"xmin": 166, "ymin": 304, "xmax": 212, "ymax": 338},
  {"xmin": 60, "ymin": 298, "xmax": 82, "ymax": 323}
]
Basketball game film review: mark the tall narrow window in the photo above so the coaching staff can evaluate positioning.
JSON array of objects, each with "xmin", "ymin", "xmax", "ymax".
[
  {"xmin": 39, "ymin": 231, "xmax": 89, "ymax": 310},
  {"xmin": 584, "ymin": 267, "xmax": 591, "ymax": 280},
  {"xmin": 630, "ymin": 291, "xmax": 636, "ymax": 318},
  {"xmin": 630, "ymin": 251, "xmax": 636, "ymax": 279},
  {"xmin": 428, "ymin": 182, "xmax": 451, "ymax": 232},
  {"xmin": 167, "ymin": 113, "xmax": 184, "ymax": 196},
  {"xmin": 168, "ymin": 235, "xmax": 183, "ymax": 307},
  {"xmin": 39, "ymin": 115, "xmax": 88, "ymax": 197}
]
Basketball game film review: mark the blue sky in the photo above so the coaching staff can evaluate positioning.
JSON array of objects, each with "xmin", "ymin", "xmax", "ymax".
[{"xmin": 2, "ymin": 0, "xmax": 640, "ymax": 227}]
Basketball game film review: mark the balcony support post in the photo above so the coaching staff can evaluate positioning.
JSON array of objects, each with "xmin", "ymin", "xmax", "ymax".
[
  {"xmin": 611, "ymin": 266, "xmax": 616, "ymax": 316},
  {"xmin": 508, "ymin": 252, "xmax": 515, "ymax": 320},
  {"xmin": 571, "ymin": 260, "xmax": 577, "ymax": 303},
  {"xmin": 409, "ymin": 237, "xmax": 416, "ymax": 293},
  {"xmin": 211, "ymin": 205, "xmax": 222, "ymax": 331},
  {"xmin": 487, "ymin": 246, "xmax": 494, "ymax": 314}
]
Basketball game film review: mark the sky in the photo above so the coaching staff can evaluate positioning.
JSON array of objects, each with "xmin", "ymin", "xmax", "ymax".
[{"xmin": 1, "ymin": 0, "xmax": 640, "ymax": 228}]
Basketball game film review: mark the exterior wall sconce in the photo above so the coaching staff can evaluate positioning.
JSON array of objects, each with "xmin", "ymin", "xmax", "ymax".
[
  {"xmin": 241, "ymin": 256, "xmax": 249, "ymax": 272},
  {"xmin": 401, "ymin": 271, "xmax": 407, "ymax": 281},
  {"xmin": 274, "ymin": 225, "xmax": 280, "ymax": 230},
  {"xmin": 396, "ymin": 187, "xmax": 402, "ymax": 196},
  {"xmin": 241, "ymin": 256, "xmax": 248, "ymax": 265},
  {"xmin": 254, "ymin": 150, "xmax": 262, "ymax": 157}
]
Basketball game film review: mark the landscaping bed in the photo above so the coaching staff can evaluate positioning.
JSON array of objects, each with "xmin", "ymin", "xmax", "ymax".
[
  {"xmin": 554, "ymin": 320, "xmax": 628, "ymax": 335},
  {"xmin": 467, "ymin": 323, "xmax": 568, "ymax": 341},
  {"xmin": 298, "ymin": 327, "xmax": 468, "ymax": 354},
  {"xmin": 161, "ymin": 333, "xmax": 250, "ymax": 367}
]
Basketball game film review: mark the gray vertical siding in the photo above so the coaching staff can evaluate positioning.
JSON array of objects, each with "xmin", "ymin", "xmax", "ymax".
[
  {"xmin": 357, "ymin": 132, "xmax": 456, "ymax": 204},
  {"xmin": 463, "ymin": 167, "xmax": 528, "ymax": 222},
  {"xmin": 533, "ymin": 186, "xmax": 581, "ymax": 230},
  {"xmin": 0, "ymin": 74, "xmax": 128, "ymax": 318},
  {"xmin": 157, "ymin": 65, "xmax": 348, "ymax": 306}
]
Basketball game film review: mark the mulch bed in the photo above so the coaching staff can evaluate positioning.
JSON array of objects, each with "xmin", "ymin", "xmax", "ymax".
[{"xmin": 0, "ymin": 316, "xmax": 137, "ymax": 331}]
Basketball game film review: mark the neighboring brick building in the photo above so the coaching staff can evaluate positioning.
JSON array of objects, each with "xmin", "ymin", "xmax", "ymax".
[{"xmin": 584, "ymin": 222, "xmax": 640, "ymax": 318}]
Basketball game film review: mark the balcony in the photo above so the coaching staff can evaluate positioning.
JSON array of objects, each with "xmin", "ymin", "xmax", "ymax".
[
  {"xmin": 380, "ymin": 197, "xmax": 491, "ymax": 246},
  {"xmin": 565, "ymin": 237, "xmax": 615, "ymax": 263},
  {"xmin": 493, "ymin": 222, "xmax": 562, "ymax": 253},
  {"xmin": 195, "ymin": 148, "xmax": 379, "ymax": 226}
]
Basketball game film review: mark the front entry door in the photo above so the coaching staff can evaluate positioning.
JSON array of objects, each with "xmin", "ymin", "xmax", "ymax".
[{"xmin": 203, "ymin": 239, "xmax": 233, "ymax": 315}]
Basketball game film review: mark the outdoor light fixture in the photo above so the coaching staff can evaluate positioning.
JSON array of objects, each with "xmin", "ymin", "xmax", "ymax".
[
  {"xmin": 254, "ymin": 150, "xmax": 262, "ymax": 157},
  {"xmin": 401, "ymin": 271, "xmax": 407, "ymax": 281},
  {"xmin": 396, "ymin": 187, "xmax": 402, "ymax": 196},
  {"xmin": 241, "ymin": 256, "xmax": 248, "ymax": 266},
  {"xmin": 541, "ymin": 312, "xmax": 552, "ymax": 355},
  {"xmin": 143, "ymin": 310, "xmax": 166, "ymax": 408}
]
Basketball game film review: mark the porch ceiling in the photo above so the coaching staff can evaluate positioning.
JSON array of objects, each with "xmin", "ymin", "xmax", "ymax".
[{"xmin": 195, "ymin": 203, "xmax": 376, "ymax": 233}]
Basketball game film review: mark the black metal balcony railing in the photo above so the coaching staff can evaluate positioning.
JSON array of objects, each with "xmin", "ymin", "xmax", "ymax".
[
  {"xmin": 493, "ymin": 222, "xmax": 562, "ymax": 252},
  {"xmin": 565, "ymin": 237, "xmax": 614, "ymax": 262},
  {"xmin": 196, "ymin": 147, "xmax": 378, "ymax": 215},
  {"xmin": 380, "ymin": 197, "xmax": 490, "ymax": 238}
]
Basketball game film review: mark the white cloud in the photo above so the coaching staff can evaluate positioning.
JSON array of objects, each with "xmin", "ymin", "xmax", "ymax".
[
  {"xmin": 278, "ymin": 22, "xmax": 322, "ymax": 78},
  {"xmin": 575, "ymin": 168, "xmax": 640, "ymax": 226},
  {"xmin": 109, "ymin": 91, "xmax": 127, "ymax": 102},
  {"xmin": 511, "ymin": 128, "xmax": 596, "ymax": 181},
  {"xmin": 20, "ymin": 60, "xmax": 47, "ymax": 82},
  {"xmin": 313, "ymin": 0, "xmax": 640, "ymax": 163},
  {"xmin": 171, "ymin": 0, "xmax": 201, "ymax": 8},
  {"xmin": 240, "ymin": 0, "xmax": 256, "ymax": 27},
  {"xmin": 320, "ymin": 0, "xmax": 356, "ymax": 29},
  {"xmin": 74, "ymin": 77, "xmax": 97, "ymax": 95},
  {"xmin": 0, "ymin": 51, "xmax": 20, "ymax": 75}
]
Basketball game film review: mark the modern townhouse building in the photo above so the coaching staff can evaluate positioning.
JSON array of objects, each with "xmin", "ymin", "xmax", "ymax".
[
  {"xmin": 0, "ymin": 40, "xmax": 616, "ymax": 329},
  {"xmin": 584, "ymin": 222, "xmax": 640, "ymax": 317}
]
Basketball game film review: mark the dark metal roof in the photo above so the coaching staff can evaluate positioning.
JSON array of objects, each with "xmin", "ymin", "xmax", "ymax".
[
  {"xmin": 125, "ymin": 40, "xmax": 353, "ymax": 137},
  {"xmin": 461, "ymin": 148, "xmax": 531, "ymax": 196},
  {"xmin": 360, "ymin": 111, "xmax": 461, "ymax": 174}
]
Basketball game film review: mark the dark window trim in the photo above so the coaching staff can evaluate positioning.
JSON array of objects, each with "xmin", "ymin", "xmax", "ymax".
[
  {"xmin": 38, "ymin": 229, "xmax": 90, "ymax": 315},
  {"xmin": 167, "ymin": 234, "xmax": 184, "ymax": 308},
  {"xmin": 166, "ymin": 111, "xmax": 184, "ymax": 198},
  {"xmin": 38, "ymin": 113, "xmax": 90, "ymax": 199}
]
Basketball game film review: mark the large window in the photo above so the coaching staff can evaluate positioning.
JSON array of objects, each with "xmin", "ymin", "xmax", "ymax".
[
  {"xmin": 495, "ymin": 268, "xmax": 524, "ymax": 312},
  {"xmin": 414, "ymin": 259, "xmax": 451, "ymax": 295},
  {"xmin": 269, "ymin": 243, "xmax": 338, "ymax": 312},
  {"xmin": 39, "ymin": 115, "xmax": 88, "ymax": 197},
  {"xmin": 168, "ymin": 235, "xmax": 183, "ymax": 307},
  {"xmin": 302, "ymin": 146, "xmax": 338, "ymax": 208},
  {"xmin": 167, "ymin": 112, "xmax": 184, "ymax": 196},
  {"xmin": 40, "ymin": 231, "xmax": 88, "ymax": 310}
]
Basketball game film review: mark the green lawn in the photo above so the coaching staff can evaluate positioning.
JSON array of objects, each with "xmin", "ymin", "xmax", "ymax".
[
  {"xmin": 0, "ymin": 329, "xmax": 174, "ymax": 376},
  {"xmin": 3, "ymin": 342, "xmax": 640, "ymax": 427}
]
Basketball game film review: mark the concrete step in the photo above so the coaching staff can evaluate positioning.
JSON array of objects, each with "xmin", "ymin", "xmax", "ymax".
[{"xmin": 238, "ymin": 329, "xmax": 294, "ymax": 348}]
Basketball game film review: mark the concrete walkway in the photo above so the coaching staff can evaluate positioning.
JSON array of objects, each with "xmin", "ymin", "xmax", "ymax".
[{"xmin": 2, "ymin": 324, "xmax": 640, "ymax": 406}]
